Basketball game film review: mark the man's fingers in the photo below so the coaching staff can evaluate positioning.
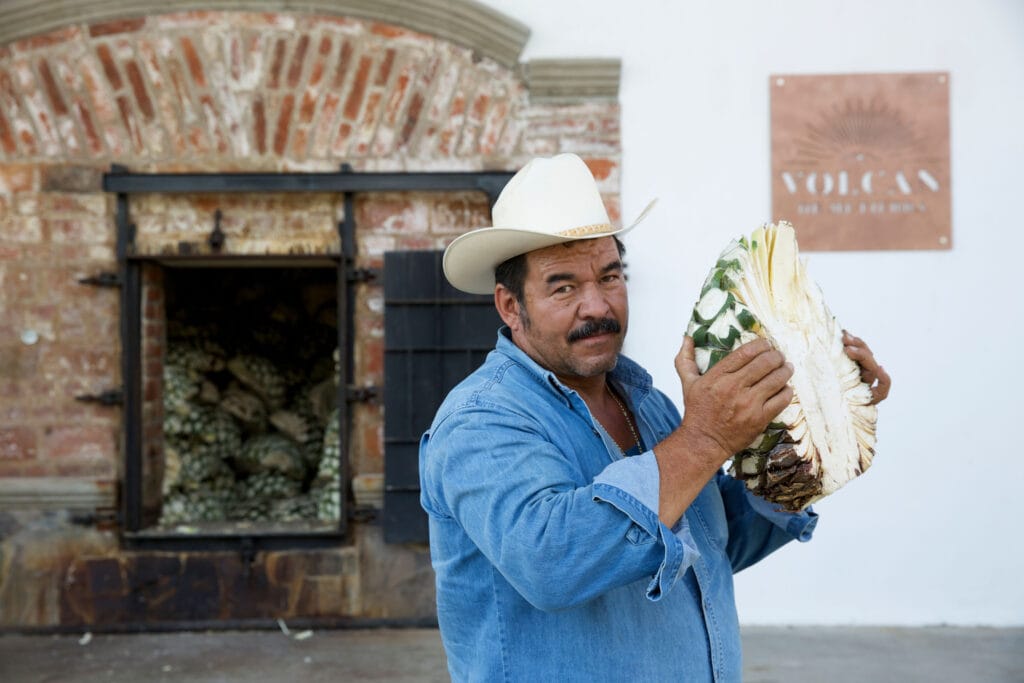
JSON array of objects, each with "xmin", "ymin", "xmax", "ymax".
[
  {"xmin": 870, "ymin": 365, "xmax": 891, "ymax": 404},
  {"xmin": 712, "ymin": 338, "xmax": 774, "ymax": 374},
  {"xmin": 762, "ymin": 384, "xmax": 794, "ymax": 422},
  {"xmin": 731, "ymin": 346, "xmax": 788, "ymax": 388},
  {"xmin": 752, "ymin": 362, "xmax": 794, "ymax": 398},
  {"xmin": 842, "ymin": 330, "xmax": 891, "ymax": 404},
  {"xmin": 676, "ymin": 336, "xmax": 701, "ymax": 395}
]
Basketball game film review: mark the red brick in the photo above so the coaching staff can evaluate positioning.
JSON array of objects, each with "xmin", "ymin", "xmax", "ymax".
[
  {"xmin": 384, "ymin": 69, "xmax": 411, "ymax": 126},
  {"xmin": 125, "ymin": 60, "xmax": 154, "ymax": 120},
  {"xmin": 361, "ymin": 420, "xmax": 382, "ymax": 461},
  {"xmin": 179, "ymin": 37, "xmax": 206, "ymax": 88},
  {"xmin": 253, "ymin": 98, "xmax": 266, "ymax": 154},
  {"xmin": 602, "ymin": 194, "xmax": 621, "ymax": 224},
  {"xmin": 115, "ymin": 95, "xmax": 141, "ymax": 150},
  {"xmin": 41, "ymin": 191, "xmax": 108, "ymax": 215},
  {"xmin": 343, "ymin": 56, "xmax": 373, "ymax": 121},
  {"xmin": 89, "ymin": 18, "xmax": 146, "ymax": 37},
  {"xmin": 375, "ymin": 49, "xmax": 396, "ymax": 86},
  {"xmin": 12, "ymin": 26, "xmax": 80, "ymax": 52},
  {"xmin": 356, "ymin": 195, "xmax": 429, "ymax": 233},
  {"xmin": 269, "ymin": 38, "xmax": 287, "ymax": 89},
  {"xmin": 273, "ymin": 94, "xmax": 295, "ymax": 156},
  {"xmin": 17, "ymin": 129, "xmax": 37, "ymax": 155},
  {"xmin": 73, "ymin": 102, "xmax": 104, "ymax": 155},
  {"xmin": 95, "ymin": 44, "xmax": 123, "ymax": 91},
  {"xmin": 333, "ymin": 122, "xmax": 352, "ymax": 154},
  {"xmin": 37, "ymin": 59, "xmax": 68, "ymax": 116},
  {"xmin": 53, "ymin": 457, "xmax": 116, "ymax": 478},
  {"xmin": 0, "ymin": 427, "xmax": 37, "ymax": 460},
  {"xmin": 47, "ymin": 217, "xmax": 111, "ymax": 244},
  {"xmin": 584, "ymin": 158, "xmax": 616, "ymax": 181},
  {"xmin": 287, "ymin": 35, "xmax": 310, "ymax": 88},
  {"xmin": 299, "ymin": 91, "xmax": 317, "ymax": 124},
  {"xmin": 471, "ymin": 93, "xmax": 489, "ymax": 122},
  {"xmin": 437, "ymin": 129, "xmax": 454, "ymax": 157},
  {"xmin": 307, "ymin": 36, "xmax": 332, "ymax": 87},
  {"xmin": 290, "ymin": 127, "xmax": 309, "ymax": 158},
  {"xmin": 358, "ymin": 91, "xmax": 382, "ymax": 135},
  {"xmin": 330, "ymin": 41, "xmax": 354, "ymax": 90},
  {"xmin": 370, "ymin": 23, "xmax": 409, "ymax": 39},
  {"xmin": 0, "ymin": 165, "xmax": 37, "ymax": 194},
  {"xmin": 0, "ymin": 110, "xmax": 16, "ymax": 155},
  {"xmin": 399, "ymin": 92, "xmax": 424, "ymax": 147}
]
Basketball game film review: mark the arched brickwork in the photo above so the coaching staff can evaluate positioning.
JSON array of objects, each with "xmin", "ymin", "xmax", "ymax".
[
  {"xmin": 0, "ymin": 8, "xmax": 623, "ymax": 628},
  {"xmin": 0, "ymin": 12, "xmax": 530, "ymax": 167}
]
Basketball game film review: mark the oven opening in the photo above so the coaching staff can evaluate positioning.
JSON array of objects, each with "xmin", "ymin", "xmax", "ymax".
[{"xmin": 141, "ymin": 262, "xmax": 342, "ymax": 536}]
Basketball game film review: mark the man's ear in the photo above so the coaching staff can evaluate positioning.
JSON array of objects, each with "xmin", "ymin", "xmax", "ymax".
[{"xmin": 494, "ymin": 284, "xmax": 523, "ymax": 332}]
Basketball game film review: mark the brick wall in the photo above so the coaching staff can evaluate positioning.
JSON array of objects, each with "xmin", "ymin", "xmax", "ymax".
[{"xmin": 0, "ymin": 9, "xmax": 621, "ymax": 628}]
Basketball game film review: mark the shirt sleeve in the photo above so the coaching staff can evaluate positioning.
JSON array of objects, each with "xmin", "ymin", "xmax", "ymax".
[
  {"xmin": 715, "ymin": 470, "xmax": 819, "ymax": 573},
  {"xmin": 593, "ymin": 452, "xmax": 702, "ymax": 600},
  {"xmin": 421, "ymin": 402, "xmax": 700, "ymax": 611}
]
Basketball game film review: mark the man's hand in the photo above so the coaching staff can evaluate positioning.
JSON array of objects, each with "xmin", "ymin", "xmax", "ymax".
[
  {"xmin": 842, "ymin": 330, "xmax": 891, "ymax": 404},
  {"xmin": 674, "ymin": 336, "xmax": 794, "ymax": 464}
]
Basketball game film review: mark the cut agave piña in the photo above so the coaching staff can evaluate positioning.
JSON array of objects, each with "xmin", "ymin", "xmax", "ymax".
[{"xmin": 686, "ymin": 222, "xmax": 878, "ymax": 510}]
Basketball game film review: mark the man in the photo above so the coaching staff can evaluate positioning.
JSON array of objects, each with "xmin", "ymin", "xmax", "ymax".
[{"xmin": 419, "ymin": 154, "xmax": 890, "ymax": 681}]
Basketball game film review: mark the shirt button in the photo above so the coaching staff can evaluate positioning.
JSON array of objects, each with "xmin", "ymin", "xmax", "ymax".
[{"xmin": 703, "ymin": 597, "xmax": 712, "ymax": 610}]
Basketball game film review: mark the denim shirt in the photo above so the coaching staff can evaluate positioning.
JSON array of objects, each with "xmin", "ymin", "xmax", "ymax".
[{"xmin": 420, "ymin": 329, "xmax": 817, "ymax": 682}]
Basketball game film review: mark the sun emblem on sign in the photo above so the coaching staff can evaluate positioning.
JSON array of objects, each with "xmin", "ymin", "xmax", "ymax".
[{"xmin": 789, "ymin": 97, "xmax": 929, "ymax": 166}]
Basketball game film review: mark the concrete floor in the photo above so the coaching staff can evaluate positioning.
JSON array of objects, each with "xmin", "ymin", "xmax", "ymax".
[{"xmin": 1, "ymin": 626, "xmax": 1021, "ymax": 682}]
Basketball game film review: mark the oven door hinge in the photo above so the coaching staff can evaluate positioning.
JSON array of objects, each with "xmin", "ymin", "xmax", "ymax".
[
  {"xmin": 75, "ymin": 388, "xmax": 124, "ymax": 406},
  {"xmin": 345, "ymin": 385, "xmax": 379, "ymax": 403},
  {"xmin": 345, "ymin": 267, "xmax": 380, "ymax": 284},
  {"xmin": 348, "ymin": 505, "xmax": 378, "ymax": 523},
  {"xmin": 78, "ymin": 271, "xmax": 122, "ymax": 288}
]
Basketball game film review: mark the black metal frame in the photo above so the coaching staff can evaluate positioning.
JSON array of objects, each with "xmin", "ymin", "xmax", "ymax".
[{"xmin": 105, "ymin": 164, "xmax": 512, "ymax": 551}]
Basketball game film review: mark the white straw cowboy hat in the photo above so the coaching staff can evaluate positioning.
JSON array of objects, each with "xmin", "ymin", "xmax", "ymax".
[{"xmin": 442, "ymin": 153, "xmax": 655, "ymax": 294}]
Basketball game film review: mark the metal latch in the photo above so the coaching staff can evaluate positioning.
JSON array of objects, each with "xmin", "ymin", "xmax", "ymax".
[
  {"xmin": 346, "ymin": 267, "xmax": 381, "ymax": 284},
  {"xmin": 75, "ymin": 388, "xmax": 124, "ymax": 406},
  {"xmin": 78, "ymin": 272, "xmax": 122, "ymax": 288},
  {"xmin": 346, "ymin": 385, "xmax": 379, "ymax": 403}
]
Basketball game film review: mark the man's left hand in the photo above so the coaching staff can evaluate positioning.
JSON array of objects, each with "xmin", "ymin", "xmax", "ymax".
[{"xmin": 842, "ymin": 331, "xmax": 891, "ymax": 405}]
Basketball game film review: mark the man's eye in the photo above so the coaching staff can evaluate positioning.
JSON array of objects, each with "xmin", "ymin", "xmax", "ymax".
[{"xmin": 554, "ymin": 284, "xmax": 573, "ymax": 295}]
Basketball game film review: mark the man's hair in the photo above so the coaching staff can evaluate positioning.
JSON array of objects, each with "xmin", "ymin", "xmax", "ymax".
[{"xmin": 494, "ymin": 236, "xmax": 626, "ymax": 306}]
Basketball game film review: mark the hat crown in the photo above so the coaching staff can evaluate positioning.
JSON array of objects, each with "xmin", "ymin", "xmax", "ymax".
[
  {"xmin": 442, "ymin": 153, "xmax": 651, "ymax": 295},
  {"xmin": 492, "ymin": 154, "xmax": 610, "ymax": 234}
]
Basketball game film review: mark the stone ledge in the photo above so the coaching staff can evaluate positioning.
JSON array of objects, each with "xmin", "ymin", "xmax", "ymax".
[
  {"xmin": 0, "ymin": 0, "xmax": 531, "ymax": 67},
  {"xmin": 524, "ymin": 58, "xmax": 622, "ymax": 102},
  {"xmin": 0, "ymin": 477, "xmax": 116, "ymax": 511}
]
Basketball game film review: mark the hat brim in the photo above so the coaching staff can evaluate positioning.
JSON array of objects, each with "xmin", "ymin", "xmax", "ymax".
[{"xmin": 442, "ymin": 199, "xmax": 656, "ymax": 295}]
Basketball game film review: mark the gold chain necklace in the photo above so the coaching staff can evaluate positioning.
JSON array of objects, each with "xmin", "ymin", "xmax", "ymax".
[{"xmin": 606, "ymin": 382, "xmax": 641, "ymax": 452}]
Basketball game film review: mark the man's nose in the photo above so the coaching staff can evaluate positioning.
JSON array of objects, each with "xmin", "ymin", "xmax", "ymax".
[{"xmin": 577, "ymin": 282, "xmax": 612, "ymax": 318}]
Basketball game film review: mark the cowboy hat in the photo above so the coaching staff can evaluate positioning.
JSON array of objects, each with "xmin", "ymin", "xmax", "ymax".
[{"xmin": 442, "ymin": 153, "xmax": 655, "ymax": 294}]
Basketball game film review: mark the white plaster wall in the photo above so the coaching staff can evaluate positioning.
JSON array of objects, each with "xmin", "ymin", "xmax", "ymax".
[{"xmin": 481, "ymin": 0, "xmax": 1024, "ymax": 626}]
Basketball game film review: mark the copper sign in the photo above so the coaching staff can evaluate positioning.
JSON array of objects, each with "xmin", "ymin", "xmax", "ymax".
[{"xmin": 770, "ymin": 72, "xmax": 951, "ymax": 251}]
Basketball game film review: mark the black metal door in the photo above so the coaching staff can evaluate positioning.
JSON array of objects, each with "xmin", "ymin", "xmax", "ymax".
[{"xmin": 382, "ymin": 250, "xmax": 501, "ymax": 543}]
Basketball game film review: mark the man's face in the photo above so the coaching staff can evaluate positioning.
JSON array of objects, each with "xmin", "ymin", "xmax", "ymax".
[{"xmin": 500, "ymin": 237, "xmax": 628, "ymax": 382}]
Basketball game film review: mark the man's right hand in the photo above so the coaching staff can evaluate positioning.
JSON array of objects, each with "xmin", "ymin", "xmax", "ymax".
[
  {"xmin": 674, "ymin": 335, "xmax": 794, "ymax": 468},
  {"xmin": 653, "ymin": 336, "xmax": 794, "ymax": 527}
]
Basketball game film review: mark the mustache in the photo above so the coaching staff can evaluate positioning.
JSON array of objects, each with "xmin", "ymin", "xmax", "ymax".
[{"xmin": 567, "ymin": 317, "xmax": 622, "ymax": 343}]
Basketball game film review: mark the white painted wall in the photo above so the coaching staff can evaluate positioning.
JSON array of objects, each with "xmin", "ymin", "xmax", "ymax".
[{"xmin": 481, "ymin": 0, "xmax": 1024, "ymax": 626}]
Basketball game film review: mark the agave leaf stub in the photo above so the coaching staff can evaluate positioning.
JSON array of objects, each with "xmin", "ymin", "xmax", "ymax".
[{"xmin": 686, "ymin": 222, "xmax": 879, "ymax": 511}]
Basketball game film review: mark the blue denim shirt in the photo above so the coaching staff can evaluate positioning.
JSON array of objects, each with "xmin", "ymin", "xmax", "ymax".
[{"xmin": 420, "ymin": 329, "xmax": 817, "ymax": 682}]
